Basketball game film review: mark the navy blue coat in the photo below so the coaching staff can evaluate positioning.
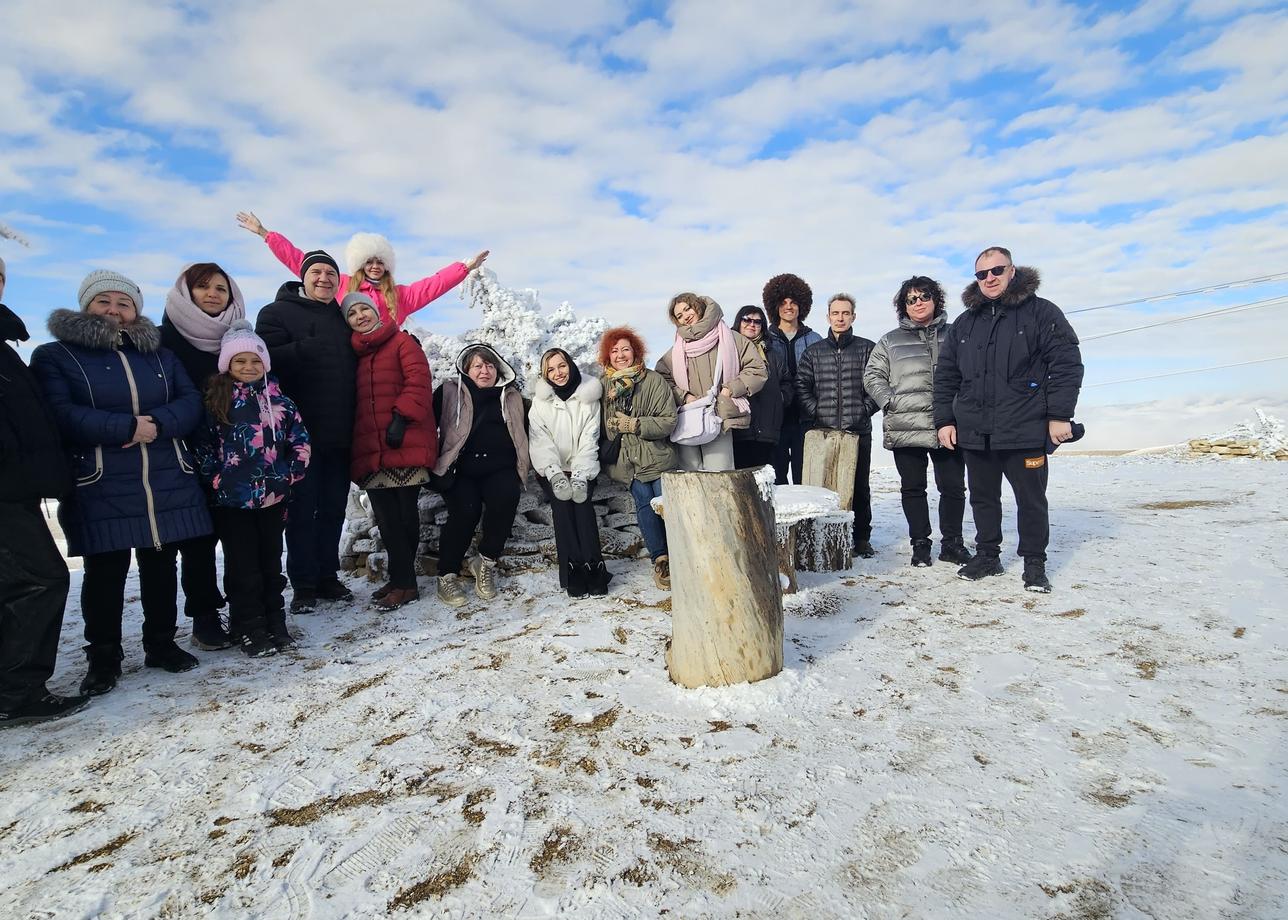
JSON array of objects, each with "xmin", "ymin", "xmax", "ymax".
[
  {"xmin": 933, "ymin": 267, "xmax": 1084, "ymax": 451},
  {"xmin": 30, "ymin": 310, "xmax": 212, "ymax": 556}
]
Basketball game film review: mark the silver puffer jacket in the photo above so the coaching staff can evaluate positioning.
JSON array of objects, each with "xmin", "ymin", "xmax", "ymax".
[{"xmin": 863, "ymin": 313, "xmax": 948, "ymax": 450}]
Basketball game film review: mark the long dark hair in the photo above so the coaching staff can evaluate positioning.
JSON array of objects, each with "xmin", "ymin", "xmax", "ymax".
[{"xmin": 204, "ymin": 373, "xmax": 235, "ymax": 426}]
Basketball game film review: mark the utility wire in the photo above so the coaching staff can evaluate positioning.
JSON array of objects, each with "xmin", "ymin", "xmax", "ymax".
[
  {"xmin": 1082, "ymin": 295, "xmax": 1288, "ymax": 341},
  {"xmin": 1086, "ymin": 355, "xmax": 1288, "ymax": 388},
  {"xmin": 1068, "ymin": 270, "xmax": 1288, "ymax": 315}
]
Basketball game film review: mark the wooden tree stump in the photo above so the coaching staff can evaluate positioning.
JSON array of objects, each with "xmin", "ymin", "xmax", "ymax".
[
  {"xmin": 802, "ymin": 428, "xmax": 861, "ymax": 510},
  {"xmin": 661, "ymin": 469, "xmax": 784, "ymax": 689},
  {"xmin": 793, "ymin": 512, "xmax": 854, "ymax": 572},
  {"xmin": 776, "ymin": 523, "xmax": 799, "ymax": 594}
]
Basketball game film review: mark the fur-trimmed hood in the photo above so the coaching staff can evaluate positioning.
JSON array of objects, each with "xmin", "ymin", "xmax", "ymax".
[
  {"xmin": 962, "ymin": 266, "xmax": 1041, "ymax": 312},
  {"xmin": 454, "ymin": 342, "xmax": 517, "ymax": 387},
  {"xmin": 346, "ymin": 232, "xmax": 397, "ymax": 276},
  {"xmin": 533, "ymin": 373, "xmax": 603, "ymax": 406},
  {"xmin": 47, "ymin": 308, "xmax": 161, "ymax": 352}
]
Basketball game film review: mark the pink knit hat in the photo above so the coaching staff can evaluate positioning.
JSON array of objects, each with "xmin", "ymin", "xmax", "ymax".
[{"xmin": 218, "ymin": 319, "xmax": 271, "ymax": 374}]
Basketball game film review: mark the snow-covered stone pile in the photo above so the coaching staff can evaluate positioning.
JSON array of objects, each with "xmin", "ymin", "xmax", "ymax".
[{"xmin": 1189, "ymin": 409, "xmax": 1288, "ymax": 460}]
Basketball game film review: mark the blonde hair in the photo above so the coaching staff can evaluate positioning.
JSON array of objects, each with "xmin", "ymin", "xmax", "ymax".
[{"xmin": 348, "ymin": 268, "xmax": 399, "ymax": 323}]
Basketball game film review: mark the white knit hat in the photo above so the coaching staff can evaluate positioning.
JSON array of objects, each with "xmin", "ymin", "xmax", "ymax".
[
  {"xmin": 79, "ymin": 269, "xmax": 143, "ymax": 312},
  {"xmin": 345, "ymin": 232, "xmax": 396, "ymax": 276}
]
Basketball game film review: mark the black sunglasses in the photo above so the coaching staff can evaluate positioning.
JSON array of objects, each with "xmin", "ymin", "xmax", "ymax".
[
  {"xmin": 974, "ymin": 265, "xmax": 1010, "ymax": 281},
  {"xmin": 905, "ymin": 292, "xmax": 933, "ymax": 306},
  {"xmin": 740, "ymin": 316, "xmax": 764, "ymax": 325}
]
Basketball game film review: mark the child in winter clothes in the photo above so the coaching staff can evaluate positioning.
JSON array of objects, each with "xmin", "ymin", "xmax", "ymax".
[
  {"xmin": 236, "ymin": 211, "xmax": 489, "ymax": 327},
  {"xmin": 196, "ymin": 321, "xmax": 311, "ymax": 656},
  {"xmin": 345, "ymin": 292, "xmax": 436, "ymax": 611},
  {"xmin": 528, "ymin": 348, "xmax": 609, "ymax": 597}
]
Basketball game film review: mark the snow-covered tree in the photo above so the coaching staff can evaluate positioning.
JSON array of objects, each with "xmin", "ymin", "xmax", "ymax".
[{"xmin": 410, "ymin": 268, "xmax": 607, "ymax": 394}]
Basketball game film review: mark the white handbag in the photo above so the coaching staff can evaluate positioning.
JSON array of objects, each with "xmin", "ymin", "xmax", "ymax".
[{"xmin": 670, "ymin": 357, "xmax": 724, "ymax": 447}]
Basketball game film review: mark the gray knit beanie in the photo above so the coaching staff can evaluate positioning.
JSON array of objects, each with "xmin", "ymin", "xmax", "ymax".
[
  {"xmin": 79, "ymin": 269, "xmax": 143, "ymax": 312},
  {"xmin": 341, "ymin": 291, "xmax": 378, "ymax": 316}
]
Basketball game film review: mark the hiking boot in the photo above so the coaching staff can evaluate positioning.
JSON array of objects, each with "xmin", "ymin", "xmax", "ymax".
[
  {"xmin": 1023, "ymin": 558, "xmax": 1053, "ymax": 594},
  {"xmin": 436, "ymin": 574, "xmax": 468, "ymax": 608},
  {"xmin": 144, "ymin": 640, "xmax": 200, "ymax": 673},
  {"xmin": 375, "ymin": 586, "xmax": 420, "ymax": 611},
  {"xmin": 239, "ymin": 629, "xmax": 279, "ymax": 659},
  {"xmin": 469, "ymin": 555, "xmax": 500, "ymax": 600},
  {"xmin": 316, "ymin": 579, "xmax": 355, "ymax": 603},
  {"xmin": 957, "ymin": 555, "xmax": 1004, "ymax": 581},
  {"xmin": 939, "ymin": 538, "xmax": 974, "ymax": 565},
  {"xmin": 290, "ymin": 590, "xmax": 318, "ymax": 615},
  {"xmin": 911, "ymin": 539, "xmax": 933, "ymax": 567},
  {"xmin": 854, "ymin": 540, "xmax": 876, "ymax": 559},
  {"xmin": 587, "ymin": 561, "xmax": 611, "ymax": 596},
  {"xmin": 191, "ymin": 613, "xmax": 234, "ymax": 650},
  {"xmin": 653, "ymin": 555, "xmax": 671, "ymax": 590},
  {"xmin": 0, "ymin": 692, "xmax": 91, "ymax": 729},
  {"xmin": 372, "ymin": 582, "xmax": 394, "ymax": 602},
  {"xmin": 79, "ymin": 645, "xmax": 124, "ymax": 696},
  {"xmin": 567, "ymin": 561, "xmax": 589, "ymax": 598},
  {"xmin": 266, "ymin": 609, "xmax": 295, "ymax": 650}
]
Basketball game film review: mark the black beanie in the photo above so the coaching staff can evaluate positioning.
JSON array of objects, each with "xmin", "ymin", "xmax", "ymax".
[{"xmin": 299, "ymin": 250, "xmax": 339, "ymax": 279}]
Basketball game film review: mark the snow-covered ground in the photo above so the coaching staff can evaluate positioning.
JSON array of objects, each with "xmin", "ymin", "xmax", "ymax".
[{"xmin": 3, "ymin": 455, "xmax": 1286, "ymax": 920}]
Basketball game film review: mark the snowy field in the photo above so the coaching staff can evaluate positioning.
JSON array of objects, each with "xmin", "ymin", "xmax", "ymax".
[{"xmin": 2, "ymin": 454, "xmax": 1286, "ymax": 920}]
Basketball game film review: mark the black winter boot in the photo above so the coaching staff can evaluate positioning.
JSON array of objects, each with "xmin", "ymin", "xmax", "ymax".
[
  {"xmin": 1, "ymin": 692, "xmax": 91, "ymax": 728},
  {"xmin": 239, "ymin": 628, "xmax": 279, "ymax": 659},
  {"xmin": 144, "ymin": 640, "xmax": 200, "ymax": 673},
  {"xmin": 854, "ymin": 540, "xmax": 876, "ymax": 559},
  {"xmin": 316, "ymin": 578, "xmax": 354, "ymax": 603},
  {"xmin": 911, "ymin": 540, "xmax": 933, "ymax": 567},
  {"xmin": 567, "ymin": 561, "xmax": 589, "ymax": 598},
  {"xmin": 80, "ymin": 645, "xmax": 124, "ymax": 696},
  {"xmin": 191, "ymin": 613, "xmax": 234, "ymax": 651},
  {"xmin": 939, "ymin": 538, "xmax": 974, "ymax": 565},
  {"xmin": 1023, "ymin": 558, "xmax": 1053, "ymax": 594},
  {"xmin": 587, "ymin": 561, "xmax": 611, "ymax": 596},
  {"xmin": 265, "ymin": 607, "xmax": 295, "ymax": 650},
  {"xmin": 957, "ymin": 554, "xmax": 1004, "ymax": 581}
]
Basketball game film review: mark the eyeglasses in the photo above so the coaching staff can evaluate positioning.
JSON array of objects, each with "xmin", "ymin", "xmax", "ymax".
[
  {"xmin": 974, "ymin": 265, "xmax": 1010, "ymax": 281},
  {"xmin": 905, "ymin": 292, "xmax": 933, "ymax": 306}
]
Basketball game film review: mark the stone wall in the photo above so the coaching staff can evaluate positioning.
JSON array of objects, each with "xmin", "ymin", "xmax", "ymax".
[
  {"xmin": 1187, "ymin": 438, "xmax": 1288, "ymax": 460},
  {"xmin": 340, "ymin": 478, "xmax": 648, "ymax": 581}
]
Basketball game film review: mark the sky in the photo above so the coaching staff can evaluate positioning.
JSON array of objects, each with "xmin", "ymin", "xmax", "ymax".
[{"xmin": 2, "ymin": 0, "xmax": 1286, "ymax": 450}]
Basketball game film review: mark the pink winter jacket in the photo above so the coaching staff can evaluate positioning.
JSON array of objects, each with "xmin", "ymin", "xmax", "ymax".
[{"xmin": 265, "ymin": 231, "xmax": 469, "ymax": 327}]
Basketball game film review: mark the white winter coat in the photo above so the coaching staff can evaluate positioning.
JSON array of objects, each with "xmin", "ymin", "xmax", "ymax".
[{"xmin": 527, "ymin": 375, "xmax": 603, "ymax": 480}]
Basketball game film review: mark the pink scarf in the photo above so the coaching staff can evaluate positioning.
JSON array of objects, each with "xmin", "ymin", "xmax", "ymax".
[{"xmin": 672, "ymin": 323, "xmax": 750, "ymax": 414}]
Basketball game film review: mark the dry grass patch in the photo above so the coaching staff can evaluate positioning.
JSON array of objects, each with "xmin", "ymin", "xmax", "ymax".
[
  {"xmin": 388, "ymin": 852, "xmax": 482, "ymax": 911},
  {"xmin": 338, "ymin": 670, "xmax": 390, "ymax": 700},
  {"xmin": 50, "ymin": 831, "xmax": 138, "ymax": 873},
  {"xmin": 266, "ymin": 789, "xmax": 390, "ymax": 827},
  {"xmin": 1138, "ymin": 499, "xmax": 1231, "ymax": 511}
]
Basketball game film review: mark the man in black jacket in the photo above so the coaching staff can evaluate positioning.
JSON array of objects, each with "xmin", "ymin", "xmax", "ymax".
[
  {"xmin": 796, "ymin": 294, "xmax": 881, "ymax": 557},
  {"xmin": 0, "ymin": 258, "xmax": 90, "ymax": 727},
  {"xmin": 933, "ymin": 246, "xmax": 1084, "ymax": 593},
  {"xmin": 255, "ymin": 250, "xmax": 358, "ymax": 613}
]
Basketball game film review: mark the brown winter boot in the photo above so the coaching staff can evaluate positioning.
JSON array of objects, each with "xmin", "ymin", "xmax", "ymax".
[{"xmin": 652, "ymin": 555, "xmax": 671, "ymax": 590}]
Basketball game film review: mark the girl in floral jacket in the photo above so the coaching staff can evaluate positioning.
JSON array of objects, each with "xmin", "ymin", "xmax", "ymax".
[{"xmin": 196, "ymin": 321, "xmax": 311, "ymax": 657}]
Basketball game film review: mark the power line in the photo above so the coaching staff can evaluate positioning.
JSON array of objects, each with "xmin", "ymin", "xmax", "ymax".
[
  {"xmin": 1068, "ymin": 271, "xmax": 1288, "ymax": 315},
  {"xmin": 1086, "ymin": 355, "xmax": 1288, "ymax": 388},
  {"xmin": 1082, "ymin": 295, "xmax": 1288, "ymax": 341}
]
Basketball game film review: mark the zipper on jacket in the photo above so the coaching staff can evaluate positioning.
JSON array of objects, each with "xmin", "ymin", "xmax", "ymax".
[{"xmin": 117, "ymin": 348, "xmax": 163, "ymax": 550}]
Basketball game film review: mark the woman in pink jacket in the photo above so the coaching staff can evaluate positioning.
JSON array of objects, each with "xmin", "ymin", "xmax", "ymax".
[{"xmin": 236, "ymin": 211, "xmax": 489, "ymax": 327}]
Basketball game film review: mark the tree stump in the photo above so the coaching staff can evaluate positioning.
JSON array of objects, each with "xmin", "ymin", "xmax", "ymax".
[
  {"xmin": 776, "ymin": 523, "xmax": 799, "ymax": 594},
  {"xmin": 802, "ymin": 428, "xmax": 861, "ymax": 510},
  {"xmin": 793, "ymin": 512, "xmax": 854, "ymax": 572},
  {"xmin": 661, "ymin": 469, "xmax": 784, "ymax": 689}
]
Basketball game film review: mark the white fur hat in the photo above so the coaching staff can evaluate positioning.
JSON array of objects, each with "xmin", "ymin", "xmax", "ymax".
[{"xmin": 345, "ymin": 232, "xmax": 396, "ymax": 277}]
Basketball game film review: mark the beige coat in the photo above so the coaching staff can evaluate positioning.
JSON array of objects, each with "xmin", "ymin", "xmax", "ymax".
[{"xmin": 655, "ymin": 298, "xmax": 767, "ymax": 431}]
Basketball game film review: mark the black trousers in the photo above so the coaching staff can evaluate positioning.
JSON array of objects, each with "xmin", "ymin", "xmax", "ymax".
[
  {"xmin": 213, "ymin": 505, "xmax": 286, "ymax": 637},
  {"xmin": 81, "ymin": 541, "xmax": 194, "ymax": 650},
  {"xmin": 962, "ymin": 445, "xmax": 1050, "ymax": 560},
  {"xmin": 852, "ymin": 433, "xmax": 873, "ymax": 545},
  {"xmin": 438, "ymin": 468, "xmax": 522, "ymax": 575},
  {"xmin": 537, "ymin": 477, "xmax": 603, "ymax": 586},
  {"xmin": 366, "ymin": 486, "xmax": 422, "ymax": 590},
  {"xmin": 891, "ymin": 446, "xmax": 967, "ymax": 543},
  {"xmin": 285, "ymin": 446, "xmax": 350, "ymax": 591},
  {"xmin": 0, "ymin": 500, "xmax": 70, "ymax": 710},
  {"xmin": 734, "ymin": 440, "xmax": 775, "ymax": 471},
  {"xmin": 178, "ymin": 531, "xmax": 224, "ymax": 619},
  {"xmin": 773, "ymin": 418, "xmax": 807, "ymax": 485}
]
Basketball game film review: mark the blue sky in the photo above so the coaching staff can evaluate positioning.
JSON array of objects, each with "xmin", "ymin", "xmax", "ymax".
[{"xmin": 3, "ymin": 0, "xmax": 1287, "ymax": 449}]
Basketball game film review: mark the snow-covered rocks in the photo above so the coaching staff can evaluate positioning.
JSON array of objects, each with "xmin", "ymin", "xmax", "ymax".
[{"xmin": 1189, "ymin": 408, "xmax": 1288, "ymax": 460}]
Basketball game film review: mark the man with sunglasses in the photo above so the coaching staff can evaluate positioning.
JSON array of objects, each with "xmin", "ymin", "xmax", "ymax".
[{"xmin": 932, "ymin": 247, "xmax": 1083, "ymax": 593}]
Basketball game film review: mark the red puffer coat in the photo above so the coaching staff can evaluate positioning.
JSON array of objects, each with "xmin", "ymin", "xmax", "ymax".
[{"xmin": 350, "ymin": 322, "xmax": 436, "ymax": 481}]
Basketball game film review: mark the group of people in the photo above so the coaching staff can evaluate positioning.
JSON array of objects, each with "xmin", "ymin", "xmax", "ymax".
[{"xmin": 0, "ymin": 233, "xmax": 1083, "ymax": 729}]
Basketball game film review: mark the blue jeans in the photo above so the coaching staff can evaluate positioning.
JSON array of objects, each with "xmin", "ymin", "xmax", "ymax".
[{"xmin": 628, "ymin": 478, "xmax": 668, "ymax": 561}]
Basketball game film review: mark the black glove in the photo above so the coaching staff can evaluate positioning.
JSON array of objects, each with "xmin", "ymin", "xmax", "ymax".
[{"xmin": 385, "ymin": 411, "xmax": 407, "ymax": 449}]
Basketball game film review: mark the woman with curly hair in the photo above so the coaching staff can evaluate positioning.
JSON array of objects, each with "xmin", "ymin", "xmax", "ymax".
[
  {"xmin": 598, "ymin": 327, "xmax": 678, "ymax": 590},
  {"xmin": 862, "ymin": 275, "xmax": 972, "ymax": 568},
  {"xmin": 762, "ymin": 273, "xmax": 822, "ymax": 484},
  {"xmin": 655, "ymin": 293, "xmax": 766, "ymax": 472}
]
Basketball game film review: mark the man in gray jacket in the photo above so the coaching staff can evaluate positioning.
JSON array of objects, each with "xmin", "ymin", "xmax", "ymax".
[
  {"xmin": 796, "ymin": 294, "xmax": 880, "ymax": 557},
  {"xmin": 864, "ymin": 276, "xmax": 972, "ymax": 568}
]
